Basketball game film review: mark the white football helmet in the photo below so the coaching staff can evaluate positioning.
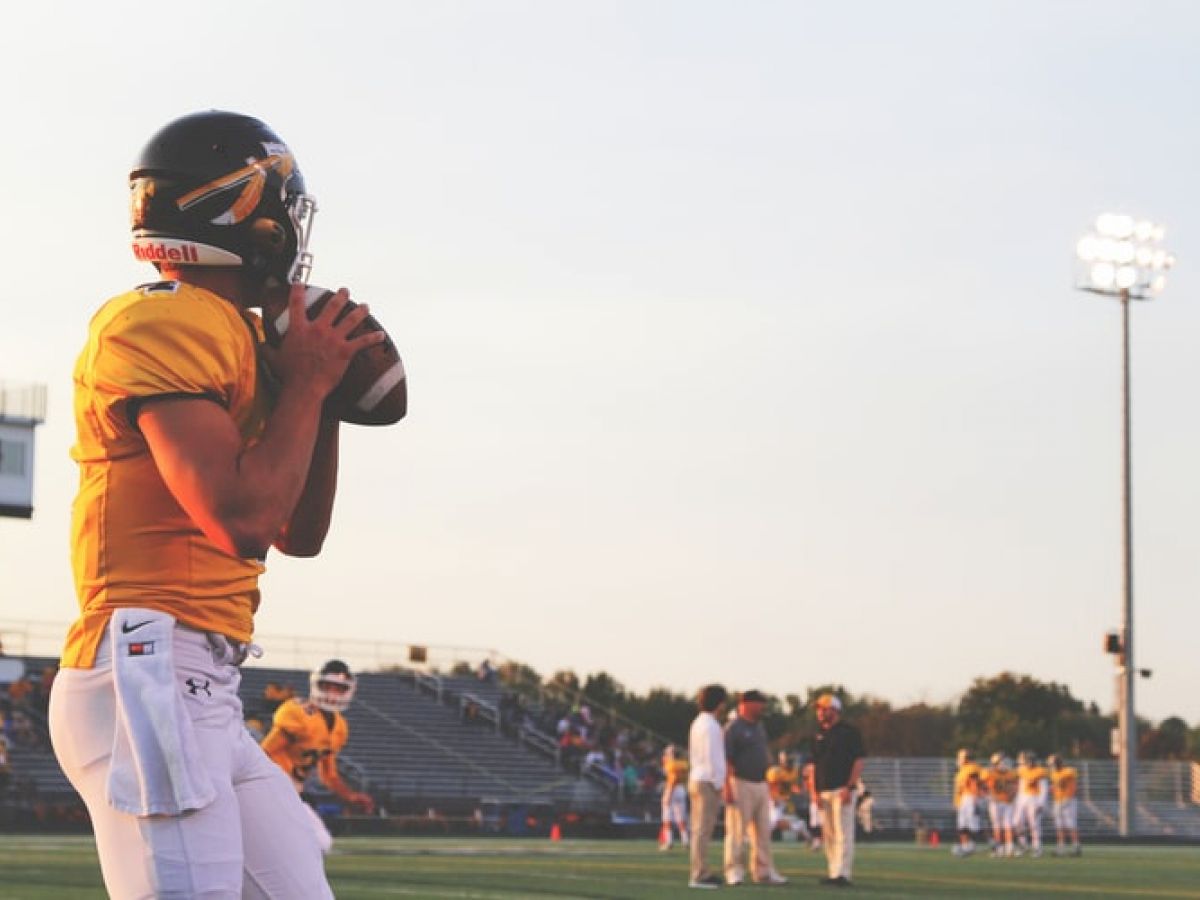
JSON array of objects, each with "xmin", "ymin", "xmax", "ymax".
[{"xmin": 310, "ymin": 659, "xmax": 356, "ymax": 713}]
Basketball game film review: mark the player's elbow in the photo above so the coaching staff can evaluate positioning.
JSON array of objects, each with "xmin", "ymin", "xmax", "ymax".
[
  {"xmin": 273, "ymin": 521, "xmax": 330, "ymax": 557},
  {"xmin": 274, "ymin": 536, "xmax": 325, "ymax": 558}
]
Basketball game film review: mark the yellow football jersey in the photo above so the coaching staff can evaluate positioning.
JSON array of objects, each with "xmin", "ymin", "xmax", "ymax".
[
  {"xmin": 62, "ymin": 281, "xmax": 270, "ymax": 668},
  {"xmin": 766, "ymin": 764, "xmax": 800, "ymax": 802},
  {"xmin": 1019, "ymin": 764, "xmax": 1048, "ymax": 796},
  {"xmin": 262, "ymin": 698, "xmax": 350, "ymax": 791},
  {"xmin": 664, "ymin": 758, "xmax": 690, "ymax": 789},
  {"xmin": 1051, "ymin": 767, "xmax": 1078, "ymax": 802},
  {"xmin": 954, "ymin": 762, "xmax": 983, "ymax": 803},
  {"xmin": 982, "ymin": 767, "xmax": 1018, "ymax": 803}
]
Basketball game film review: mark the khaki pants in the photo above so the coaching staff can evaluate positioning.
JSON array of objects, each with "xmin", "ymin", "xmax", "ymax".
[
  {"xmin": 688, "ymin": 781, "xmax": 721, "ymax": 881},
  {"xmin": 819, "ymin": 789, "xmax": 858, "ymax": 880},
  {"xmin": 724, "ymin": 778, "xmax": 777, "ymax": 881}
]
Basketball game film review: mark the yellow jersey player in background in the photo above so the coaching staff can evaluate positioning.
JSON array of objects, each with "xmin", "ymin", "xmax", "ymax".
[
  {"xmin": 262, "ymin": 660, "xmax": 375, "ymax": 853},
  {"xmin": 1048, "ymin": 754, "xmax": 1082, "ymax": 856},
  {"xmin": 1014, "ymin": 751, "xmax": 1049, "ymax": 856},
  {"xmin": 659, "ymin": 744, "xmax": 690, "ymax": 850},
  {"xmin": 982, "ymin": 753, "xmax": 1019, "ymax": 856},
  {"xmin": 766, "ymin": 750, "xmax": 811, "ymax": 844},
  {"xmin": 952, "ymin": 749, "xmax": 984, "ymax": 857}
]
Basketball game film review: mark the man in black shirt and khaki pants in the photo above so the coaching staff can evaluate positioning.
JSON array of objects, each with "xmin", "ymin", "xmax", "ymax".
[
  {"xmin": 808, "ymin": 694, "xmax": 865, "ymax": 887},
  {"xmin": 723, "ymin": 690, "xmax": 787, "ymax": 886}
]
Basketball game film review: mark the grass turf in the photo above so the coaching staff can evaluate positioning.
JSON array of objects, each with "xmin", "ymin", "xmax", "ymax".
[{"xmin": 0, "ymin": 835, "xmax": 1196, "ymax": 899}]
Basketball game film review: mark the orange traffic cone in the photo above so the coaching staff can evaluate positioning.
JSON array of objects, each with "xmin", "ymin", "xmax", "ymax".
[
  {"xmin": 929, "ymin": 830, "xmax": 940, "ymax": 847},
  {"xmin": 550, "ymin": 823, "xmax": 562, "ymax": 842}
]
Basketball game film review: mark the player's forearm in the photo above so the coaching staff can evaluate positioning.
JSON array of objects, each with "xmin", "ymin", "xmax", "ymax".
[
  {"xmin": 222, "ymin": 382, "xmax": 329, "ymax": 556},
  {"xmin": 275, "ymin": 414, "xmax": 340, "ymax": 556}
]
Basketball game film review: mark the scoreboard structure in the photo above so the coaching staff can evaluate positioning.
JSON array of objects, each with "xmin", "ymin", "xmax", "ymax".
[{"xmin": 0, "ymin": 382, "xmax": 47, "ymax": 519}]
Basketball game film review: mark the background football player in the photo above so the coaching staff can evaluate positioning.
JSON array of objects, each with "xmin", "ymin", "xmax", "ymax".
[
  {"xmin": 983, "ymin": 752, "xmax": 1019, "ymax": 857},
  {"xmin": 658, "ymin": 743, "xmax": 690, "ymax": 850},
  {"xmin": 766, "ymin": 750, "xmax": 811, "ymax": 843},
  {"xmin": 1047, "ymin": 754, "xmax": 1082, "ymax": 856},
  {"xmin": 261, "ymin": 659, "xmax": 375, "ymax": 853},
  {"xmin": 951, "ymin": 748, "xmax": 983, "ymax": 857},
  {"xmin": 1014, "ymin": 751, "xmax": 1049, "ymax": 857},
  {"xmin": 48, "ymin": 110, "xmax": 385, "ymax": 899}
]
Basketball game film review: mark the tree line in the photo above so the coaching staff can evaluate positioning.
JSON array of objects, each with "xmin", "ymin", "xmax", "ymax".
[{"xmin": 490, "ymin": 664, "xmax": 1198, "ymax": 760}]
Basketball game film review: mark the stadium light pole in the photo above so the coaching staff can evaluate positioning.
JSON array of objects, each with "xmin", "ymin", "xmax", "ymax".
[{"xmin": 1074, "ymin": 213, "xmax": 1175, "ymax": 838}]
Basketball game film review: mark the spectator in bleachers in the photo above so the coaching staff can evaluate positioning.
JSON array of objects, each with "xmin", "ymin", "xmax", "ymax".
[
  {"xmin": 498, "ymin": 691, "xmax": 523, "ymax": 737},
  {"xmin": 9, "ymin": 710, "xmax": 38, "ymax": 749},
  {"xmin": 583, "ymin": 747, "xmax": 621, "ymax": 787},
  {"xmin": 6, "ymin": 674, "xmax": 32, "ymax": 708},
  {"xmin": 558, "ymin": 721, "xmax": 588, "ymax": 773},
  {"xmin": 622, "ymin": 758, "xmax": 641, "ymax": 797},
  {"xmin": 33, "ymin": 666, "xmax": 57, "ymax": 715},
  {"xmin": 461, "ymin": 696, "xmax": 482, "ymax": 724},
  {"xmin": 476, "ymin": 658, "xmax": 498, "ymax": 684},
  {"xmin": 0, "ymin": 732, "xmax": 11, "ymax": 793}
]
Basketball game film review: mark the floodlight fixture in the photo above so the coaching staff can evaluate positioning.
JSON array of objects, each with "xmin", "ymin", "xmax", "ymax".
[{"xmin": 1076, "ymin": 213, "xmax": 1175, "ymax": 300}]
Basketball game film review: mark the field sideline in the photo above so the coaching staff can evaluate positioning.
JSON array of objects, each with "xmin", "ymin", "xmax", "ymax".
[{"xmin": 0, "ymin": 835, "xmax": 1197, "ymax": 899}]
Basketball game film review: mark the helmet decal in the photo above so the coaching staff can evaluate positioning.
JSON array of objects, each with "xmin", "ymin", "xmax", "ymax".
[{"xmin": 176, "ymin": 152, "xmax": 296, "ymax": 226}]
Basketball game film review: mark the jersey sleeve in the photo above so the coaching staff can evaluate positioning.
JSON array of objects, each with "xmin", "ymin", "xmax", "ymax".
[{"xmin": 87, "ymin": 293, "xmax": 249, "ymax": 431}]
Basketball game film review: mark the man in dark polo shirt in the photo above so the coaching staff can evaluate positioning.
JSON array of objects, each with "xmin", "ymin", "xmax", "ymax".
[
  {"xmin": 809, "ymin": 693, "xmax": 865, "ymax": 887},
  {"xmin": 723, "ymin": 690, "xmax": 787, "ymax": 886}
]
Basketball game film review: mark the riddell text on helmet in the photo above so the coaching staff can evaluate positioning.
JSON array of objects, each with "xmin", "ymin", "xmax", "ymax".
[
  {"xmin": 133, "ymin": 241, "xmax": 200, "ymax": 263},
  {"xmin": 132, "ymin": 239, "xmax": 242, "ymax": 266}
]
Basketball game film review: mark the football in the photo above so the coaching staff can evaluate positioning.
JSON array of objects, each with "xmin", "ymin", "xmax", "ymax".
[{"xmin": 260, "ymin": 285, "xmax": 406, "ymax": 426}]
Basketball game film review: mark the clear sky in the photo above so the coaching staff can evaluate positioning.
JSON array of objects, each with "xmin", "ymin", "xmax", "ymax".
[{"xmin": 2, "ymin": 1, "xmax": 1199, "ymax": 723}]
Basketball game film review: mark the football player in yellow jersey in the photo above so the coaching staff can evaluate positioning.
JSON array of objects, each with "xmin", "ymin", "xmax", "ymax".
[
  {"xmin": 982, "ymin": 752, "xmax": 1019, "ymax": 856},
  {"xmin": 261, "ymin": 660, "xmax": 375, "ymax": 853},
  {"xmin": 1047, "ymin": 754, "xmax": 1082, "ymax": 856},
  {"xmin": 659, "ymin": 744, "xmax": 691, "ymax": 850},
  {"xmin": 48, "ymin": 110, "xmax": 388, "ymax": 900},
  {"xmin": 766, "ymin": 751, "xmax": 812, "ymax": 843},
  {"xmin": 952, "ymin": 749, "xmax": 984, "ymax": 856},
  {"xmin": 1014, "ymin": 751, "xmax": 1049, "ymax": 856}
]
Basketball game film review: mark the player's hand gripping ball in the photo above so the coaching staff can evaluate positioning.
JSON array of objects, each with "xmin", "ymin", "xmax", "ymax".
[{"xmin": 261, "ymin": 285, "xmax": 407, "ymax": 426}]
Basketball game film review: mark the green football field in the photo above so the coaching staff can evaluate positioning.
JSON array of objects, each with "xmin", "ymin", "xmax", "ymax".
[{"xmin": 0, "ymin": 835, "xmax": 1196, "ymax": 899}]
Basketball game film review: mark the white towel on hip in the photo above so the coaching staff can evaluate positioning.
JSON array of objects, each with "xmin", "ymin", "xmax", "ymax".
[{"xmin": 106, "ymin": 608, "xmax": 216, "ymax": 816}]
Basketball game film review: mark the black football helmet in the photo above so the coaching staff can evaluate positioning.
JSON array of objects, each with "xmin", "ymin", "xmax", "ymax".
[
  {"xmin": 310, "ymin": 659, "xmax": 356, "ymax": 713},
  {"xmin": 129, "ymin": 110, "xmax": 317, "ymax": 284}
]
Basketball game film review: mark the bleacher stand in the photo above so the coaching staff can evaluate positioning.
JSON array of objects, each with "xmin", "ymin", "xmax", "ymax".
[{"xmin": 1, "ymin": 652, "xmax": 1199, "ymax": 840}]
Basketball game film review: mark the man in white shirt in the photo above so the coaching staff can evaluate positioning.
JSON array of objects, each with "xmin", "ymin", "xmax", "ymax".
[{"xmin": 687, "ymin": 684, "xmax": 729, "ymax": 890}]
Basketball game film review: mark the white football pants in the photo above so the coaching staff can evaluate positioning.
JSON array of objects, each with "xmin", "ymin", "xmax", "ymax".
[{"xmin": 50, "ymin": 625, "xmax": 333, "ymax": 899}]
